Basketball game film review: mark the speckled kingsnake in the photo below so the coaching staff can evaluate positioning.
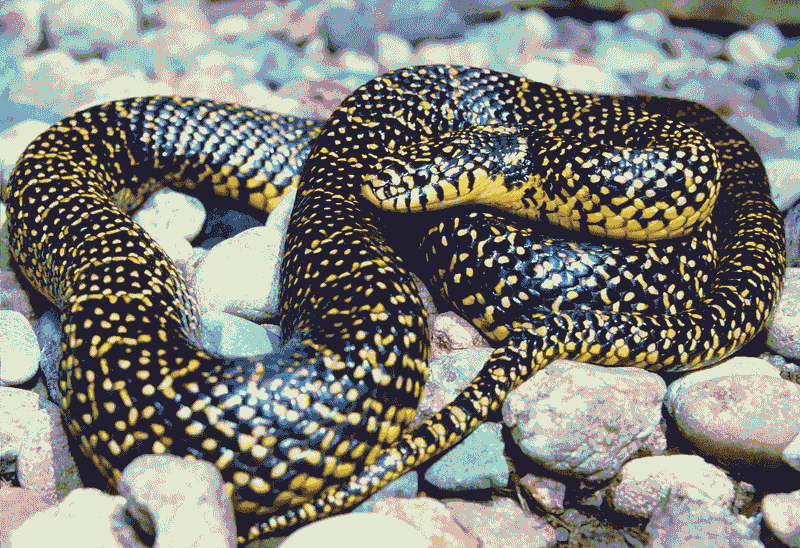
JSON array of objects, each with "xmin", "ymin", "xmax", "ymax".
[{"xmin": 4, "ymin": 65, "xmax": 785, "ymax": 543}]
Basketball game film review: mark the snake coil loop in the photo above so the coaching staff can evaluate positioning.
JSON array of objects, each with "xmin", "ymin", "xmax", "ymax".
[{"xmin": 5, "ymin": 65, "xmax": 785, "ymax": 543}]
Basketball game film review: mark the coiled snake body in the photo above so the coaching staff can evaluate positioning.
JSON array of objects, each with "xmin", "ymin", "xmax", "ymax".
[{"xmin": 4, "ymin": 65, "xmax": 785, "ymax": 543}]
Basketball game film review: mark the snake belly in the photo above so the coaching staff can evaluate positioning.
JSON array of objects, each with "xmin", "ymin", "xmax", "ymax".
[{"xmin": 4, "ymin": 65, "xmax": 785, "ymax": 543}]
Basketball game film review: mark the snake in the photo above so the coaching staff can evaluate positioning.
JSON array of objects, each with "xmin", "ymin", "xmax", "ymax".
[{"xmin": 4, "ymin": 65, "xmax": 785, "ymax": 544}]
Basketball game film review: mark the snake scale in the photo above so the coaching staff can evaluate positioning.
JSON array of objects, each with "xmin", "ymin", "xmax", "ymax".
[{"xmin": 4, "ymin": 65, "xmax": 785, "ymax": 543}]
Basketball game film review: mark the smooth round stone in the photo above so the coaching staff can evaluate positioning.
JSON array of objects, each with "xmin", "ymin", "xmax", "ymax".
[
  {"xmin": 143, "ymin": 226, "xmax": 194, "ymax": 264},
  {"xmin": 376, "ymin": 33, "xmax": 413, "ymax": 69},
  {"xmin": 557, "ymin": 64, "xmax": 631, "ymax": 94},
  {"xmin": 424, "ymin": 423, "xmax": 508, "ymax": 491},
  {"xmin": 192, "ymin": 226, "xmax": 281, "ymax": 321},
  {"xmin": 765, "ymin": 156, "xmax": 800, "ymax": 210},
  {"xmin": 666, "ymin": 365, "xmax": 800, "ymax": 469},
  {"xmin": 502, "ymin": 360, "xmax": 665, "ymax": 482},
  {"xmin": 118, "ymin": 454, "xmax": 236, "ymax": 548},
  {"xmin": 191, "ymin": 188, "xmax": 295, "ymax": 321},
  {"xmin": 133, "ymin": 187, "xmax": 206, "ymax": 241},
  {"xmin": 0, "ymin": 310, "xmax": 40, "ymax": 385},
  {"xmin": 0, "ymin": 120, "xmax": 51, "ymax": 178},
  {"xmin": 199, "ymin": 310, "xmax": 275, "ymax": 358},
  {"xmin": 763, "ymin": 490, "xmax": 800, "ymax": 547},
  {"xmin": 609, "ymin": 455, "xmax": 734, "ymax": 518},
  {"xmin": 353, "ymin": 473, "xmax": 419, "ymax": 513},
  {"xmin": 280, "ymin": 512, "xmax": 433, "ymax": 548},
  {"xmin": 8, "ymin": 488, "xmax": 126, "ymax": 548},
  {"xmin": 645, "ymin": 484, "xmax": 761, "ymax": 547},
  {"xmin": 766, "ymin": 268, "xmax": 800, "ymax": 360}
]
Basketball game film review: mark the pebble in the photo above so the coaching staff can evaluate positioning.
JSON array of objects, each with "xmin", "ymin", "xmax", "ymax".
[
  {"xmin": 763, "ymin": 490, "xmax": 800, "ymax": 547},
  {"xmin": 765, "ymin": 157, "xmax": 800, "ymax": 210},
  {"xmin": 0, "ymin": 388, "xmax": 82, "ymax": 504},
  {"xmin": 609, "ymin": 455, "xmax": 735, "ymax": 518},
  {"xmin": 429, "ymin": 311, "xmax": 491, "ymax": 362},
  {"xmin": 0, "ymin": 120, "xmax": 52, "ymax": 181},
  {"xmin": 8, "ymin": 488, "xmax": 127, "ymax": 548},
  {"xmin": 192, "ymin": 224, "xmax": 281, "ymax": 320},
  {"xmin": 117, "ymin": 454, "xmax": 237, "ymax": 548},
  {"xmin": 409, "ymin": 347, "xmax": 493, "ymax": 429},
  {"xmin": 191, "ymin": 188, "xmax": 295, "ymax": 321},
  {"xmin": 666, "ymin": 357, "xmax": 800, "ymax": 469},
  {"xmin": 502, "ymin": 360, "xmax": 667, "ymax": 481},
  {"xmin": 784, "ymin": 214, "xmax": 800, "ymax": 268},
  {"xmin": 518, "ymin": 474, "xmax": 567, "ymax": 514},
  {"xmin": 198, "ymin": 310, "xmax": 276, "ymax": 357},
  {"xmin": 645, "ymin": 484, "xmax": 761, "ymax": 548},
  {"xmin": 279, "ymin": 512, "xmax": 434, "ymax": 548},
  {"xmin": 372, "ymin": 497, "xmax": 481, "ymax": 548},
  {"xmin": 46, "ymin": 0, "xmax": 138, "ymax": 55},
  {"xmin": 557, "ymin": 63, "xmax": 631, "ymax": 94},
  {"xmin": 443, "ymin": 497, "xmax": 557, "ymax": 547},
  {"xmin": 0, "ymin": 487, "xmax": 53, "ymax": 546},
  {"xmin": 132, "ymin": 187, "xmax": 206, "ymax": 242},
  {"xmin": 424, "ymin": 423, "xmax": 509, "ymax": 491},
  {"xmin": 376, "ymin": 33, "xmax": 414, "ymax": 70},
  {"xmin": 0, "ymin": 310, "xmax": 40, "ymax": 385},
  {"xmin": 352, "ymin": 472, "xmax": 419, "ymax": 513}
]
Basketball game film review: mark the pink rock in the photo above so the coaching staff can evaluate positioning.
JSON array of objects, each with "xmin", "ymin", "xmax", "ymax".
[
  {"xmin": 276, "ymin": 79, "xmax": 353, "ymax": 120},
  {"xmin": 668, "ymin": 373, "xmax": 800, "ymax": 469},
  {"xmin": 429, "ymin": 312, "xmax": 490, "ymax": 362},
  {"xmin": 410, "ymin": 348, "xmax": 493, "ymax": 429},
  {"xmin": 118, "ymin": 454, "xmax": 236, "ymax": 548},
  {"xmin": 0, "ymin": 388, "xmax": 82, "ymax": 504},
  {"xmin": 281, "ymin": 512, "xmax": 430, "ymax": 548},
  {"xmin": 609, "ymin": 455, "xmax": 734, "ymax": 518},
  {"xmin": 0, "ymin": 487, "xmax": 53, "ymax": 545},
  {"xmin": 763, "ymin": 490, "xmax": 800, "ymax": 547},
  {"xmin": 519, "ymin": 474, "xmax": 567, "ymax": 514},
  {"xmin": 502, "ymin": 360, "xmax": 666, "ymax": 481},
  {"xmin": 372, "ymin": 497, "xmax": 480, "ymax": 548},
  {"xmin": 9, "ymin": 488, "xmax": 126, "ymax": 547},
  {"xmin": 444, "ymin": 497, "xmax": 557, "ymax": 547}
]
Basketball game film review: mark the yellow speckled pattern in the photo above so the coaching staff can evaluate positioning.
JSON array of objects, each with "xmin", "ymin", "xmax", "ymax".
[{"xmin": 3, "ymin": 65, "xmax": 785, "ymax": 544}]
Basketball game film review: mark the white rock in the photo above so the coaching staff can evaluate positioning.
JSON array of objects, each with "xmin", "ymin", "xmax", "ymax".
[
  {"xmin": 0, "ymin": 310, "xmax": 40, "ymax": 385},
  {"xmin": 376, "ymin": 33, "xmax": 413, "ymax": 70},
  {"xmin": 0, "ymin": 388, "xmax": 82, "ymax": 503},
  {"xmin": 763, "ymin": 490, "xmax": 800, "ymax": 547},
  {"xmin": 280, "ymin": 512, "xmax": 433, "ymax": 548},
  {"xmin": 133, "ymin": 188, "xmax": 206, "ymax": 241},
  {"xmin": 9, "ymin": 488, "xmax": 126, "ymax": 548},
  {"xmin": 665, "ymin": 356, "xmax": 781, "ymax": 406},
  {"xmin": 9, "ymin": 50, "xmax": 90, "ymax": 113},
  {"xmin": 143, "ymin": 227, "xmax": 194, "ymax": 265},
  {"xmin": 765, "ymin": 157, "xmax": 800, "ymax": 211},
  {"xmin": 557, "ymin": 64, "xmax": 631, "ymax": 94},
  {"xmin": 192, "ymin": 226, "xmax": 280, "ymax": 321},
  {"xmin": 47, "ymin": 0, "xmax": 137, "ymax": 52},
  {"xmin": 518, "ymin": 59, "xmax": 559, "ymax": 85},
  {"xmin": 609, "ymin": 455, "xmax": 735, "ymax": 518},
  {"xmin": 341, "ymin": 51, "xmax": 379, "ymax": 74},
  {"xmin": 783, "ymin": 431, "xmax": 800, "ymax": 470},
  {"xmin": 502, "ymin": 360, "xmax": 665, "ymax": 481},
  {"xmin": 215, "ymin": 14, "xmax": 250, "ymax": 37},
  {"xmin": 767, "ymin": 268, "xmax": 800, "ymax": 359},
  {"xmin": 728, "ymin": 32, "xmax": 793, "ymax": 68},
  {"xmin": 199, "ymin": 310, "xmax": 275, "ymax": 358},
  {"xmin": 0, "ymin": 120, "xmax": 52, "ymax": 183}
]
